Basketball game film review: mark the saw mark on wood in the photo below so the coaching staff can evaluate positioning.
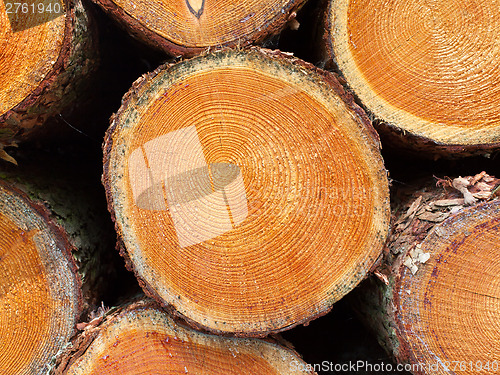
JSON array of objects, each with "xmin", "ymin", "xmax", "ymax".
[
  {"xmin": 453, "ymin": 287, "xmax": 500, "ymax": 301},
  {"xmin": 186, "ymin": 0, "xmax": 205, "ymax": 19}
]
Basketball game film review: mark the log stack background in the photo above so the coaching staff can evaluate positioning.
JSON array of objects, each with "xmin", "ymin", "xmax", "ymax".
[{"xmin": 1, "ymin": 0, "xmax": 500, "ymax": 373}]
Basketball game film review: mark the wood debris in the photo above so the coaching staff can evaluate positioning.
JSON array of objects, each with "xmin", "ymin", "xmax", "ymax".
[
  {"xmin": 389, "ymin": 172, "xmax": 500, "ymax": 259},
  {"xmin": 452, "ymin": 177, "xmax": 476, "ymax": 205},
  {"xmin": 403, "ymin": 243, "xmax": 430, "ymax": 275},
  {"xmin": 374, "ymin": 270, "xmax": 389, "ymax": 285},
  {"xmin": 457, "ymin": 172, "xmax": 500, "ymax": 202},
  {"xmin": 432, "ymin": 198, "xmax": 464, "ymax": 207},
  {"xmin": 416, "ymin": 172, "xmax": 500, "ymax": 223},
  {"xmin": 76, "ymin": 302, "xmax": 111, "ymax": 330}
]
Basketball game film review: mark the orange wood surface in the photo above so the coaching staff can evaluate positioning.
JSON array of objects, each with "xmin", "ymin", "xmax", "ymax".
[
  {"xmin": 0, "ymin": 182, "xmax": 80, "ymax": 373},
  {"xmin": 327, "ymin": 0, "xmax": 500, "ymax": 147},
  {"xmin": 65, "ymin": 301, "xmax": 315, "ymax": 374},
  {"xmin": 0, "ymin": 0, "xmax": 66, "ymax": 114},
  {"xmin": 103, "ymin": 49, "xmax": 390, "ymax": 335}
]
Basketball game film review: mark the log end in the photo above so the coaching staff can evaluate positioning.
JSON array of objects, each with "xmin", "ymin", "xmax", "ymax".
[
  {"xmin": 0, "ymin": 0, "xmax": 97, "ymax": 142},
  {"xmin": 0, "ymin": 181, "xmax": 81, "ymax": 373},
  {"xmin": 58, "ymin": 299, "xmax": 316, "ymax": 374},
  {"xmin": 393, "ymin": 199, "xmax": 500, "ymax": 372},
  {"xmin": 93, "ymin": 0, "xmax": 308, "ymax": 56},
  {"xmin": 325, "ymin": 0, "xmax": 500, "ymax": 155},
  {"xmin": 103, "ymin": 48, "xmax": 390, "ymax": 336},
  {"xmin": 357, "ymin": 174, "xmax": 500, "ymax": 372}
]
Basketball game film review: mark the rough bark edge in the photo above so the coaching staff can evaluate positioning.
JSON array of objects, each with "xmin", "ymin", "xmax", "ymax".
[
  {"xmin": 54, "ymin": 297, "xmax": 316, "ymax": 374},
  {"xmin": 115, "ymin": 234, "xmax": 337, "ymax": 338},
  {"xmin": 0, "ymin": 179, "xmax": 83, "ymax": 314},
  {"xmin": 319, "ymin": 1, "xmax": 500, "ymax": 158},
  {"xmin": 351, "ymin": 173, "xmax": 500, "ymax": 369},
  {"xmin": 375, "ymin": 121, "xmax": 500, "ymax": 159},
  {"xmin": 0, "ymin": 0, "xmax": 98, "ymax": 144},
  {"xmin": 92, "ymin": 0, "xmax": 308, "ymax": 57},
  {"xmin": 102, "ymin": 46, "xmax": 388, "ymax": 337}
]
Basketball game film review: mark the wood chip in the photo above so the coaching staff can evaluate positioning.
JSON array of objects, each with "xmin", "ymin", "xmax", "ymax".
[
  {"xmin": 473, "ymin": 191, "xmax": 492, "ymax": 199},
  {"xmin": 418, "ymin": 253, "xmax": 430, "ymax": 263},
  {"xmin": 403, "ymin": 256, "xmax": 413, "ymax": 269},
  {"xmin": 483, "ymin": 175, "xmax": 495, "ymax": 183},
  {"xmin": 0, "ymin": 149, "xmax": 17, "ymax": 165},
  {"xmin": 432, "ymin": 198, "xmax": 465, "ymax": 207},
  {"xmin": 410, "ymin": 264, "xmax": 418, "ymax": 274},
  {"xmin": 403, "ymin": 243, "xmax": 430, "ymax": 275},
  {"xmin": 374, "ymin": 270, "xmax": 389, "ymax": 285},
  {"xmin": 450, "ymin": 205, "xmax": 464, "ymax": 214},
  {"xmin": 417, "ymin": 211, "xmax": 449, "ymax": 222},
  {"xmin": 406, "ymin": 196, "xmax": 423, "ymax": 218},
  {"xmin": 470, "ymin": 171, "xmax": 486, "ymax": 185},
  {"xmin": 474, "ymin": 181, "xmax": 492, "ymax": 192}
]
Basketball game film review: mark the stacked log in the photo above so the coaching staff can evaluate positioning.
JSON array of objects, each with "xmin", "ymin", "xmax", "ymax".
[
  {"xmin": 92, "ymin": 0, "xmax": 308, "ymax": 56},
  {"xmin": 353, "ymin": 172, "xmax": 500, "ymax": 374},
  {"xmin": 102, "ymin": 48, "xmax": 391, "ymax": 336},
  {"xmin": 0, "ymin": 0, "xmax": 97, "ymax": 147},
  {"xmin": 55, "ymin": 298, "xmax": 316, "ymax": 374},
  {"xmin": 0, "ymin": 147, "xmax": 128, "ymax": 372},
  {"xmin": 323, "ymin": 0, "xmax": 500, "ymax": 155},
  {"xmin": 0, "ymin": 180, "xmax": 81, "ymax": 374}
]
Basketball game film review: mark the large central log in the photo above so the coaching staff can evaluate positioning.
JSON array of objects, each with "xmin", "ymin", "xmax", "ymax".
[{"xmin": 102, "ymin": 48, "xmax": 390, "ymax": 336}]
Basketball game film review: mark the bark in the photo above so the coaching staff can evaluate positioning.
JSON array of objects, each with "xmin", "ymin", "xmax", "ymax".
[
  {"xmin": 102, "ymin": 47, "xmax": 390, "ymax": 336},
  {"xmin": 322, "ymin": 0, "xmax": 500, "ymax": 156},
  {"xmin": 55, "ymin": 297, "xmax": 317, "ymax": 374},
  {"xmin": 352, "ymin": 172, "xmax": 500, "ymax": 374},
  {"xmin": 92, "ymin": 0, "xmax": 308, "ymax": 57},
  {"xmin": 0, "ymin": 0, "xmax": 97, "ymax": 147}
]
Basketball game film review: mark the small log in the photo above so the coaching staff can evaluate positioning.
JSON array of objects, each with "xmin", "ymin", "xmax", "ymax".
[
  {"xmin": 323, "ymin": 0, "xmax": 500, "ymax": 155},
  {"xmin": 92, "ymin": 0, "xmax": 308, "ymax": 56},
  {"xmin": 0, "ymin": 0, "xmax": 96, "ymax": 146},
  {"xmin": 55, "ymin": 298, "xmax": 316, "ymax": 374},
  {"xmin": 102, "ymin": 48, "xmax": 390, "ymax": 336},
  {"xmin": 353, "ymin": 173, "xmax": 500, "ymax": 374},
  {"xmin": 0, "ymin": 147, "xmax": 125, "ymax": 310},
  {"xmin": 0, "ymin": 180, "xmax": 81, "ymax": 374}
]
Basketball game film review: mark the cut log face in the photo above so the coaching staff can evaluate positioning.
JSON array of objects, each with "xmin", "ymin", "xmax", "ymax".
[
  {"xmin": 0, "ymin": 0, "xmax": 95, "ymax": 142},
  {"xmin": 0, "ymin": 0, "xmax": 65, "ymax": 115},
  {"xmin": 0, "ymin": 181, "xmax": 81, "ymax": 373},
  {"xmin": 93, "ymin": 0, "xmax": 307, "ymax": 56},
  {"xmin": 103, "ymin": 48, "xmax": 390, "ymax": 335},
  {"xmin": 355, "ymin": 175, "xmax": 500, "ymax": 374},
  {"xmin": 325, "ymin": 0, "xmax": 500, "ymax": 151},
  {"xmin": 394, "ymin": 200, "xmax": 500, "ymax": 374},
  {"xmin": 0, "ymin": 1, "xmax": 65, "ymax": 113},
  {"xmin": 59, "ymin": 299, "xmax": 316, "ymax": 374}
]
